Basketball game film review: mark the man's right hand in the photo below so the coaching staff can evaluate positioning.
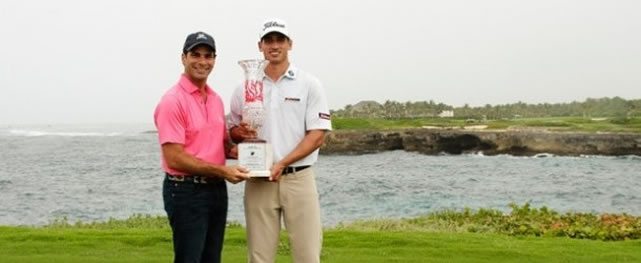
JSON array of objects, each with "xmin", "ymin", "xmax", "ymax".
[
  {"xmin": 222, "ymin": 165, "xmax": 250, "ymax": 184},
  {"xmin": 230, "ymin": 122, "xmax": 257, "ymax": 143}
]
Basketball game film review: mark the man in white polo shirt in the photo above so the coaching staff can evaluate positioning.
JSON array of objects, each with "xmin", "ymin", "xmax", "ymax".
[{"xmin": 229, "ymin": 18, "xmax": 332, "ymax": 263}]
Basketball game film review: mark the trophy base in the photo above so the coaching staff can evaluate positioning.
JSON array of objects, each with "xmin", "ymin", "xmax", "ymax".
[
  {"xmin": 244, "ymin": 138, "xmax": 266, "ymax": 143},
  {"xmin": 238, "ymin": 141, "xmax": 273, "ymax": 178},
  {"xmin": 248, "ymin": 170, "xmax": 271, "ymax": 178}
]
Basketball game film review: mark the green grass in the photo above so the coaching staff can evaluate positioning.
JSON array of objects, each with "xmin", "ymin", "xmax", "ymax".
[
  {"xmin": 332, "ymin": 116, "xmax": 641, "ymax": 133},
  {"xmin": 331, "ymin": 117, "xmax": 469, "ymax": 131},
  {"xmin": 2, "ymin": 205, "xmax": 641, "ymax": 262},
  {"xmin": 2, "ymin": 226, "xmax": 640, "ymax": 262}
]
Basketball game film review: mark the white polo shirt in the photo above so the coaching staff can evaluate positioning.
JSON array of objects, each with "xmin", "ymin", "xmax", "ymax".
[{"xmin": 230, "ymin": 64, "xmax": 332, "ymax": 166}]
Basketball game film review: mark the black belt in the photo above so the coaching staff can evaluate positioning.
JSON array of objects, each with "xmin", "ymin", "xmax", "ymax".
[
  {"xmin": 282, "ymin": 165, "xmax": 310, "ymax": 175},
  {"xmin": 165, "ymin": 173, "xmax": 222, "ymax": 184}
]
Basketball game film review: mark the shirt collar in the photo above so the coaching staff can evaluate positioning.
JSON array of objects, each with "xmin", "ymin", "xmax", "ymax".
[
  {"xmin": 179, "ymin": 74, "xmax": 212, "ymax": 95},
  {"xmin": 263, "ymin": 64, "xmax": 298, "ymax": 81},
  {"xmin": 283, "ymin": 64, "xmax": 298, "ymax": 80}
]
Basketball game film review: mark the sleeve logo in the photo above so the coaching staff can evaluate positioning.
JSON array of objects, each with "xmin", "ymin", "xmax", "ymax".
[{"xmin": 319, "ymin": 112, "xmax": 331, "ymax": 120}]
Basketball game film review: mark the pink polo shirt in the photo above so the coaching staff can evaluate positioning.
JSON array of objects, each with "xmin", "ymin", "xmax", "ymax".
[{"xmin": 154, "ymin": 74, "xmax": 227, "ymax": 175}]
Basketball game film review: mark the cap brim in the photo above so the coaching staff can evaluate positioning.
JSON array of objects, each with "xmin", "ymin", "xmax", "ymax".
[
  {"xmin": 185, "ymin": 41, "xmax": 216, "ymax": 52},
  {"xmin": 260, "ymin": 30, "xmax": 289, "ymax": 39}
]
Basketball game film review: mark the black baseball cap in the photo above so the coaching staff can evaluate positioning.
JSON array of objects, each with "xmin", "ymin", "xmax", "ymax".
[{"xmin": 183, "ymin": 31, "xmax": 216, "ymax": 54}]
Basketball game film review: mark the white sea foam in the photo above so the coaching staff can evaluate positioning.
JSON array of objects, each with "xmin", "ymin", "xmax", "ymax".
[{"xmin": 8, "ymin": 129, "xmax": 123, "ymax": 137}]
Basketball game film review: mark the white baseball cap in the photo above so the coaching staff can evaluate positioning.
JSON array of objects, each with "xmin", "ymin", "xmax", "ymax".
[{"xmin": 260, "ymin": 18, "xmax": 290, "ymax": 39}]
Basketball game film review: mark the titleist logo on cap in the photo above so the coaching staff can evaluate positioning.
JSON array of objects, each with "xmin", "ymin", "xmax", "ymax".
[{"xmin": 263, "ymin": 21, "xmax": 285, "ymax": 31}]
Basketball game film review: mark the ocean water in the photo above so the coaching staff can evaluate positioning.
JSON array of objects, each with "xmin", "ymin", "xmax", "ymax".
[{"xmin": 1, "ymin": 123, "xmax": 640, "ymax": 226}]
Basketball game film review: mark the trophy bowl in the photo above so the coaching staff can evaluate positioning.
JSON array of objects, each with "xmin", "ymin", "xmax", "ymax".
[{"xmin": 237, "ymin": 59, "xmax": 272, "ymax": 177}]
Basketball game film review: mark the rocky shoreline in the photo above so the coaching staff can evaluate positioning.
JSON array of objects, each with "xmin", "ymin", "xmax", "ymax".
[{"xmin": 321, "ymin": 128, "xmax": 641, "ymax": 156}]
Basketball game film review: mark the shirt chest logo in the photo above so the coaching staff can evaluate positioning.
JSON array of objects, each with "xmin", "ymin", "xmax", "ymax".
[{"xmin": 284, "ymin": 97, "xmax": 301, "ymax": 102}]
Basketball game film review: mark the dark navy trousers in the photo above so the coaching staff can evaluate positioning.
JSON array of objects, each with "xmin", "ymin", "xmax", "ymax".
[{"xmin": 163, "ymin": 177, "xmax": 228, "ymax": 263}]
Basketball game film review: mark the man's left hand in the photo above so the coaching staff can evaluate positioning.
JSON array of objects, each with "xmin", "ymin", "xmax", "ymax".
[{"xmin": 269, "ymin": 162, "xmax": 286, "ymax": 182}]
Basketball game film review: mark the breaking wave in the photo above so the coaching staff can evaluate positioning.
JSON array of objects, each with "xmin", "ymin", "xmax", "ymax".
[{"xmin": 8, "ymin": 129, "xmax": 123, "ymax": 137}]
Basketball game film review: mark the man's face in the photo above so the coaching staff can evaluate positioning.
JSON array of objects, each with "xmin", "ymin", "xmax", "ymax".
[
  {"xmin": 182, "ymin": 45, "xmax": 216, "ymax": 82},
  {"xmin": 259, "ymin": 32, "xmax": 292, "ymax": 64}
]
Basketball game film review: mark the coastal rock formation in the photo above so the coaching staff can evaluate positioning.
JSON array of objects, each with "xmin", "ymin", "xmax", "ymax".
[{"xmin": 321, "ymin": 128, "xmax": 641, "ymax": 156}]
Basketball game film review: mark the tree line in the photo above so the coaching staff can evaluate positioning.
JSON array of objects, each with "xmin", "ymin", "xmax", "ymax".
[{"xmin": 331, "ymin": 97, "xmax": 641, "ymax": 119}]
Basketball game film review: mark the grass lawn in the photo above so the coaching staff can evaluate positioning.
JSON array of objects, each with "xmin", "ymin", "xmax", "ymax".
[
  {"xmin": 332, "ymin": 116, "xmax": 641, "ymax": 133},
  {"xmin": 1, "ymin": 225, "xmax": 640, "ymax": 262}
]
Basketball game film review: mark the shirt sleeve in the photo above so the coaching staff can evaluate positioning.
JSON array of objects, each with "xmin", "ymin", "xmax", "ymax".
[
  {"xmin": 154, "ymin": 94, "xmax": 186, "ymax": 145},
  {"xmin": 305, "ymin": 77, "xmax": 332, "ymax": 131},
  {"xmin": 229, "ymin": 83, "xmax": 244, "ymax": 126}
]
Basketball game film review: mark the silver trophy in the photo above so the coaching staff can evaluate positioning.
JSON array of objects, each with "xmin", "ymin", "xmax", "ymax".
[{"xmin": 237, "ymin": 59, "xmax": 272, "ymax": 177}]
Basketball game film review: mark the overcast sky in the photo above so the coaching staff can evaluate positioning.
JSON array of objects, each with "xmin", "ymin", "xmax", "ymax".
[{"xmin": 1, "ymin": 0, "xmax": 639, "ymax": 124}]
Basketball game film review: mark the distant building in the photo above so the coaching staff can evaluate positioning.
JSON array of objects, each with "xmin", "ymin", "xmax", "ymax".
[
  {"xmin": 352, "ymin": 100, "xmax": 382, "ymax": 111},
  {"xmin": 438, "ymin": 110, "xmax": 454, "ymax": 118},
  {"xmin": 350, "ymin": 100, "xmax": 383, "ymax": 117}
]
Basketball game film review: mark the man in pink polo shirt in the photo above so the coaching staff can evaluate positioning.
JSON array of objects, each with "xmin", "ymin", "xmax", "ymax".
[{"xmin": 154, "ymin": 31, "xmax": 249, "ymax": 263}]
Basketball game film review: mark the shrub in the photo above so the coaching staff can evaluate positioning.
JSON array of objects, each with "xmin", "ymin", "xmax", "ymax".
[{"xmin": 335, "ymin": 203, "xmax": 641, "ymax": 241}]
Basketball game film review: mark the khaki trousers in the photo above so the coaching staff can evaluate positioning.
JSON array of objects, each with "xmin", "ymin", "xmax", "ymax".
[{"xmin": 244, "ymin": 167, "xmax": 322, "ymax": 263}]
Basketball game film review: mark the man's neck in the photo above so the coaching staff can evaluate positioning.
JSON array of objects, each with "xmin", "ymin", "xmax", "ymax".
[
  {"xmin": 185, "ymin": 75, "xmax": 207, "ymax": 89},
  {"xmin": 184, "ymin": 75, "xmax": 208, "ymax": 99},
  {"xmin": 265, "ymin": 61, "xmax": 290, "ymax": 82}
]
